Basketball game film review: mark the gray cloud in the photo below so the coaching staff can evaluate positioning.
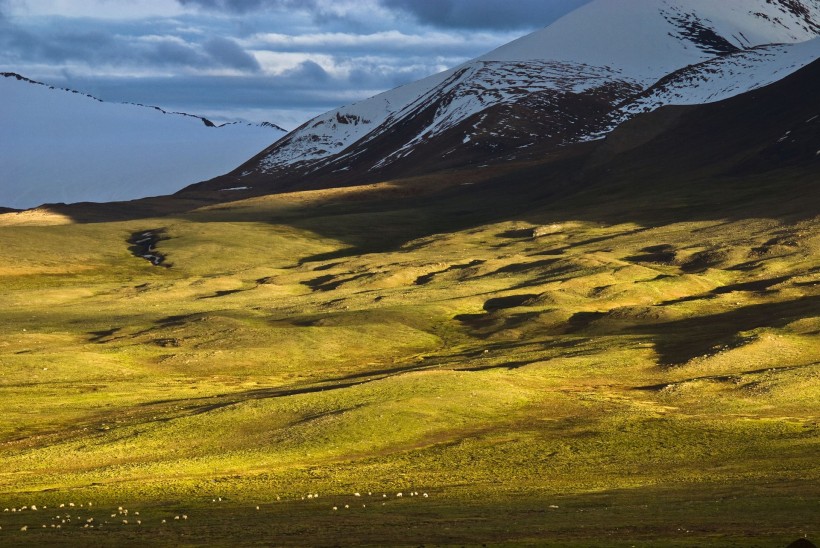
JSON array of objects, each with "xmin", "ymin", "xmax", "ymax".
[
  {"xmin": 203, "ymin": 37, "xmax": 261, "ymax": 71},
  {"xmin": 177, "ymin": 0, "xmax": 312, "ymax": 13},
  {"xmin": 380, "ymin": 0, "xmax": 593, "ymax": 30},
  {"xmin": 284, "ymin": 60, "xmax": 330, "ymax": 83},
  {"xmin": 0, "ymin": 19, "xmax": 262, "ymax": 73},
  {"xmin": 146, "ymin": 38, "xmax": 206, "ymax": 67},
  {"xmin": 1, "ymin": 0, "xmax": 587, "ymax": 128},
  {"xmin": 1, "ymin": 26, "xmax": 119, "ymax": 65}
]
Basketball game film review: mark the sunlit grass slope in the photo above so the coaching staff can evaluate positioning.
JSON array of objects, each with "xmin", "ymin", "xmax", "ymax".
[
  {"xmin": 2, "ymin": 61, "xmax": 820, "ymax": 545},
  {"xmin": 0, "ymin": 153, "xmax": 817, "ymax": 546}
]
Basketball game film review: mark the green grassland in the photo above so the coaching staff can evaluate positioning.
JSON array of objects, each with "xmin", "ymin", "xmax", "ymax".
[{"xmin": 0, "ymin": 155, "xmax": 818, "ymax": 546}]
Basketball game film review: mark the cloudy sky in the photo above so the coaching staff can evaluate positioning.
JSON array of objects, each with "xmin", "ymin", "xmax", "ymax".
[{"xmin": 0, "ymin": 0, "xmax": 592, "ymax": 129}]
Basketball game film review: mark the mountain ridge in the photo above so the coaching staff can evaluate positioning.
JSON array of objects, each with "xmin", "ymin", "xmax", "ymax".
[
  {"xmin": 1, "ymin": 72, "xmax": 286, "ymax": 132},
  {"xmin": 0, "ymin": 73, "xmax": 286, "ymax": 210},
  {"xmin": 197, "ymin": 0, "xmax": 819, "ymax": 197}
]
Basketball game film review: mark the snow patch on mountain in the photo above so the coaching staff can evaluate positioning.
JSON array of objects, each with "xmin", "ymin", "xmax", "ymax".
[
  {"xmin": 252, "ymin": 0, "xmax": 819, "ymax": 179},
  {"xmin": 256, "ymin": 69, "xmax": 455, "ymax": 170},
  {"xmin": 367, "ymin": 60, "xmax": 640, "ymax": 170},
  {"xmin": 617, "ymin": 37, "xmax": 820, "ymax": 118},
  {"xmin": 0, "ymin": 74, "xmax": 284, "ymax": 210},
  {"xmin": 484, "ymin": 0, "xmax": 820, "ymax": 83}
]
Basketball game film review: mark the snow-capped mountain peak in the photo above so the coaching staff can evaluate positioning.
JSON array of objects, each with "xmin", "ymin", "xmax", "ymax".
[
  {"xmin": 481, "ymin": 0, "xmax": 820, "ymax": 82},
  {"xmin": 224, "ymin": 0, "xmax": 818, "ymax": 192}
]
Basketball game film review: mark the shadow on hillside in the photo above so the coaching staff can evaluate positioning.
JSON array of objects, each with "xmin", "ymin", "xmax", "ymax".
[
  {"xmin": 559, "ymin": 296, "xmax": 820, "ymax": 368},
  {"xmin": 19, "ymin": 59, "xmax": 820, "ymax": 262},
  {"xmin": 634, "ymin": 296, "xmax": 820, "ymax": 367}
]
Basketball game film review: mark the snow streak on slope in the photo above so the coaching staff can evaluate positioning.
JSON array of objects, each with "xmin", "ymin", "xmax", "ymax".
[
  {"xmin": 254, "ymin": 70, "xmax": 454, "ymax": 170},
  {"xmin": 249, "ymin": 0, "xmax": 820, "ymax": 179},
  {"xmin": 0, "ymin": 74, "xmax": 284, "ymax": 210},
  {"xmin": 487, "ymin": 0, "xmax": 820, "ymax": 82},
  {"xmin": 617, "ymin": 37, "xmax": 820, "ymax": 119},
  {"xmin": 258, "ymin": 60, "xmax": 639, "ymax": 174},
  {"xmin": 366, "ymin": 61, "xmax": 639, "ymax": 170}
]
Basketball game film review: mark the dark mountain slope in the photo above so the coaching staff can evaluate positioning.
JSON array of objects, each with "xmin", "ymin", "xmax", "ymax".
[
  {"xmin": 49, "ymin": 57, "xmax": 819, "ymax": 232},
  {"xmin": 181, "ymin": 0, "xmax": 819, "ymax": 200},
  {"xmin": 603, "ymin": 61, "xmax": 819, "ymax": 175}
]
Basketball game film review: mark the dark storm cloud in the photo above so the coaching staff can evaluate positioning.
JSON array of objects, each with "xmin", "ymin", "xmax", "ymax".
[
  {"xmin": 380, "ymin": 0, "xmax": 593, "ymax": 30},
  {"xmin": 284, "ymin": 60, "xmax": 330, "ymax": 83},
  {"xmin": 203, "ymin": 37, "xmax": 262, "ymax": 71},
  {"xmin": 0, "ymin": 17, "xmax": 262, "ymax": 72},
  {"xmin": 1, "ymin": 26, "xmax": 118, "ymax": 65}
]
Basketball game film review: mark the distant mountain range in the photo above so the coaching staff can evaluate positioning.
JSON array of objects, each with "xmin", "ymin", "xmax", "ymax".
[
  {"xmin": 3, "ymin": 0, "xmax": 818, "ymax": 211},
  {"xmin": 195, "ymin": 0, "xmax": 819, "ymax": 195},
  {"xmin": 0, "ymin": 73, "xmax": 285, "ymax": 210}
]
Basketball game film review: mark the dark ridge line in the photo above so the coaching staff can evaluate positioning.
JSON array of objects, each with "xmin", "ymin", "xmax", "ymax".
[{"xmin": 2, "ymin": 72, "xmax": 284, "ymax": 130}]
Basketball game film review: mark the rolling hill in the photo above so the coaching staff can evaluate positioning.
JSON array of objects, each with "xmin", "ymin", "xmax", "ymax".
[
  {"xmin": 0, "ymin": 1, "xmax": 818, "ymax": 546},
  {"xmin": 0, "ymin": 41, "xmax": 817, "ymax": 548}
]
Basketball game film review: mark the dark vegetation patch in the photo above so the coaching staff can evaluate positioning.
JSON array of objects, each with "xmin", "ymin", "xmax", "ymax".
[
  {"xmin": 727, "ymin": 260, "xmax": 763, "ymax": 272},
  {"xmin": 454, "ymin": 313, "xmax": 498, "ymax": 330},
  {"xmin": 88, "ymin": 328, "xmax": 120, "ymax": 343},
  {"xmin": 532, "ymin": 248, "xmax": 567, "ymax": 256},
  {"xmin": 659, "ymin": 294, "xmax": 713, "ymax": 306},
  {"xmin": 483, "ymin": 294, "xmax": 539, "ymax": 312},
  {"xmin": 566, "ymin": 311, "xmax": 607, "ymax": 333},
  {"xmin": 497, "ymin": 228, "xmax": 536, "ymax": 239},
  {"xmin": 679, "ymin": 249, "xmax": 728, "ymax": 273},
  {"xmin": 625, "ymin": 244, "xmax": 677, "ymax": 264},
  {"xmin": 312, "ymin": 262, "xmax": 344, "ymax": 271},
  {"xmin": 508, "ymin": 263, "xmax": 593, "ymax": 290},
  {"xmin": 128, "ymin": 228, "xmax": 170, "ymax": 267},
  {"xmin": 198, "ymin": 289, "xmax": 246, "ymax": 300},
  {"xmin": 786, "ymin": 537, "xmax": 819, "ymax": 548},
  {"xmin": 710, "ymin": 275, "xmax": 791, "ymax": 294},
  {"xmin": 156, "ymin": 313, "xmax": 201, "ymax": 327},
  {"xmin": 302, "ymin": 273, "xmax": 371, "ymax": 291},
  {"xmin": 414, "ymin": 260, "xmax": 484, "ymax": 285},
  {"xmin": 493, "ymin": 259, "xmax": 562, "ymax": 275},
  {"xmin": 459, "ymin": 359, "xmax": 537, "ymax": 372}
]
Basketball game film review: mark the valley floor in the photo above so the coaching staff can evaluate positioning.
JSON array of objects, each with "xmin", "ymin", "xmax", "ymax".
[{"xmin": 0, "ymin": 163, "xmax": 817, "ymax": 546}]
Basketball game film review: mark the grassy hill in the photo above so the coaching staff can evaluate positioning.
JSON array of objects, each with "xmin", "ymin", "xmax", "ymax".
[{"xmin": 0, "ymin": 62, "xmax": 817, "ymax": 546}]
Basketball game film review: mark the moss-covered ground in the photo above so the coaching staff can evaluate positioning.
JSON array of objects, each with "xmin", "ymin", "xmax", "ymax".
[{"xmin": 0, "ymin": 160, "xmax": 817, "ymax": 546}]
